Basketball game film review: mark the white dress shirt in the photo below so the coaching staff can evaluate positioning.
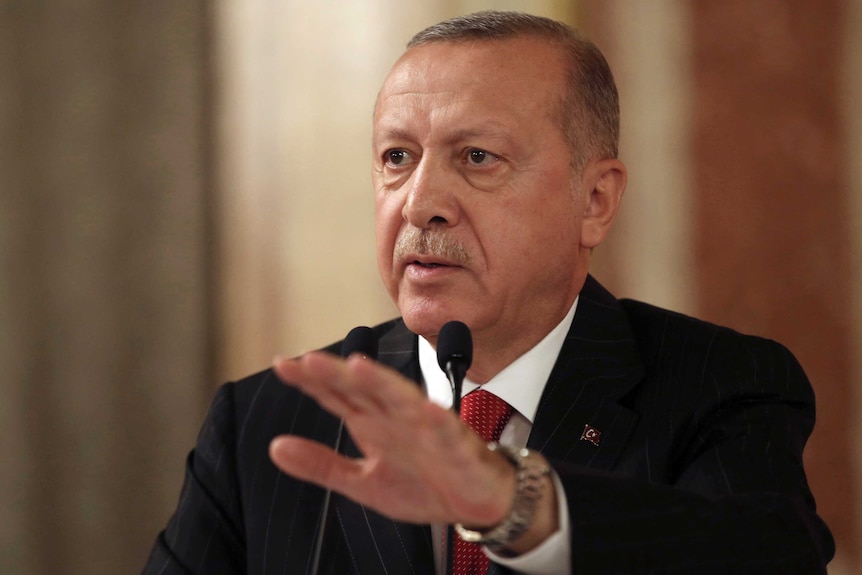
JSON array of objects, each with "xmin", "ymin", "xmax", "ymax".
[{"xmin": 419, "ymin": 298, "xmax": 578, "ymax": 575}]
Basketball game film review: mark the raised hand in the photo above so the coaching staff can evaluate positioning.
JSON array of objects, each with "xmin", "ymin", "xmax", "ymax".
[{"xmin": 268, "ymin": 351, "xmax": 516, "ymax": 528}]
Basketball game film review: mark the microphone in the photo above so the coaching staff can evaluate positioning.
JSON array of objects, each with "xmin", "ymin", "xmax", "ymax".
[
  {"xmin": 310, "ymin": 326, "xmax": 378, "ymax": 575},
  {"xmin": 341, "ymin": 325, "xmax": 378, "ymax": 360},
  {"xmin": 436, "ymin": 320, "xmax": 473, "ymax": 415},
  {"xmin": 436, "ymin": 320, "xmax": 473, "ymax": 575}
]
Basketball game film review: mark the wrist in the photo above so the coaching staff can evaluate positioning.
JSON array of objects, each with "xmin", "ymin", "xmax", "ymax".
[{"xmin": 455, "ymin": 444, "xmax": 555, "ymax": 554}]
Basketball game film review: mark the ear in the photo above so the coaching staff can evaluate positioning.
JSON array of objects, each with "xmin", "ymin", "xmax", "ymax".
[{"xmin": 579, "ymin": 158, "xmax": 627, "ymax": 249}]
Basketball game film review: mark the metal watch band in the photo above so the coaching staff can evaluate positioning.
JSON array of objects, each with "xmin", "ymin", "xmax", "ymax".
[{"xmin": 454, "ymin": 443, "xmax": 551, "ymax": 553}]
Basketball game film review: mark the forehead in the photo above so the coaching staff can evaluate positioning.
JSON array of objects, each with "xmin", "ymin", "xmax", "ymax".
[{"xmin": 374, "ymin": 38, "xmax": 567, "ymax": 137}]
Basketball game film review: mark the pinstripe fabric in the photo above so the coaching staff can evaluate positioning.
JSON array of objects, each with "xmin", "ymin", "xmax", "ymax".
[{"xmin": 142, "ymin": 276, "xmax": 833, "ymax": 574}]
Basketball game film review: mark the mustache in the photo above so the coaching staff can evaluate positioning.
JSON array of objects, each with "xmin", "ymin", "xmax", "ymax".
[{"xmin": 394, "ymin": 228, "xmax": 473, "ymax": 266}]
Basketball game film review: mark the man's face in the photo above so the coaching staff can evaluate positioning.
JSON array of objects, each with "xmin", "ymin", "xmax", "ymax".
[{"xmin": 373, "ymin": 38, "xmax": 591, "ymax": 353}]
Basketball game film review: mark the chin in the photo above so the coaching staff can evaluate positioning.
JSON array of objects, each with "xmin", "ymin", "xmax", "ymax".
[
  {"xmin": 401, "ymin": 312, "xmax": 446, "ymax": 340},
  {"xmin": 398, "ymin": 298, "xmax": 470, "ymax": 340}
]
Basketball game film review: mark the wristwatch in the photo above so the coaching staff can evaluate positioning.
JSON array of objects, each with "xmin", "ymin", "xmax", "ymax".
[{"xmin": 454, "ymin": 443, "xmax": 551, "ymax": 553}]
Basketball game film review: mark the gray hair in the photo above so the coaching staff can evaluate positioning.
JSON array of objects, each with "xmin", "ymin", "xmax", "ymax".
[{"xmin": 408, "ymin": 11, "xmax": 619, "ymax": 171}]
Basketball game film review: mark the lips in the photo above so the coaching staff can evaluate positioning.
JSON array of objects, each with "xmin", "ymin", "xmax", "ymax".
[
  {"xmin": 411, "ymin": 259, "xmax": 449, "ymax": 269},
  {"xmin": 405, "ymin": 255, "xmax": 458, "ymax": 269},
  {"xmin": 401, "ymin": 254, "xmax": 462, "ymax": 281}
]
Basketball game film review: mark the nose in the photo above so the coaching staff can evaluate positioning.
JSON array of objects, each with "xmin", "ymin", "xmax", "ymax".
[{"xmin": 402, "ymin": 157, "xmax": 460, "ymax": 229}]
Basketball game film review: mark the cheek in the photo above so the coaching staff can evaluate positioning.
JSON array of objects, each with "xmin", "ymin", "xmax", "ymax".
[
  {"xmin": 490, "ymin": 199, "xmax": 579, "ymax": 267},
  {"xmin": 374, "ymin": 194, "xmax": 403, "ymax": 276}
]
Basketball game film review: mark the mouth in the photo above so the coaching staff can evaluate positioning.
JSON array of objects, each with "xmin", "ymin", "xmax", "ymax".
[
  {"xmin": 411, "ymin": 260, "xmax": 449, "ymax": 269},
  {"xmin": 401, "ymin": 255, "xmax": 462, "ymax": 279},
  {"xmin": 406, "ymin": 255, "xmax": 458, "ymax": 269}
]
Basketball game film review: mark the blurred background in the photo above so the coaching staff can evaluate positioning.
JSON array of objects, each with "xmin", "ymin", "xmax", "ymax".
[{"xmin": 1, "ymin": 0, "xmax": 859, "ymax": 573}]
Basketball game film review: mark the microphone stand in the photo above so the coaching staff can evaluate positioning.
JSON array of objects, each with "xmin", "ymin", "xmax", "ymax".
[
  {"xmin": 310, "ymin": 327, "xmax": 377, "ymax": 575},
  {"xmin": 309, "ymin": 419, "xmax": 345, "ymax": 575},
  {"xmin": 436, "ymin": 321, "xmax": 473, "ymax": 575},
  {"xmin": 443, "ymin": 360, "xmax": 464, "ymax": 575}
]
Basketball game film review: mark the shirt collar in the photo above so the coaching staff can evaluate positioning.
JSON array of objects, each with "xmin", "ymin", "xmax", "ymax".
[{"xmin": 419, "ymin": 297, "xmax": 578, "ymax": 423}]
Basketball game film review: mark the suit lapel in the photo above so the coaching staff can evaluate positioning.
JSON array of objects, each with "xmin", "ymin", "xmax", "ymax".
[
  {"xmin": 335, "ymin": 320, "xmax": 436, "ymax": 575},
  {"xmin": 527, "ymin": 276, "xmax": 644, "ymax": 471}
]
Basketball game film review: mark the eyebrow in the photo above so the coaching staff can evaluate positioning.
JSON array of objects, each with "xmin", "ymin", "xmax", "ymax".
[
  {"xmin": 449, "ymin": 126, "xmax": 512, "ymax": 142},
  {"xmin": 373, "ymin": 127, "xmax": 414, "ymax": 143},
  {"xmin": 373, "ymin": 124, "xmax": 514, "ymax": 145}
]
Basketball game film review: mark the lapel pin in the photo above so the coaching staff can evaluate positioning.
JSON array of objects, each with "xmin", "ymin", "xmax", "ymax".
[{"xmin": 580, "ymin": 424, "xmax": 602, "ymax": 446}]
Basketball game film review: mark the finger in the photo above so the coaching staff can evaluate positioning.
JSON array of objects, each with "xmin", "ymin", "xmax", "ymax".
[
  {"xmin": 272, "ymin": 354, "xmax": 378, "ymax": 415},
  {"xmin": 345, "ymin": 353, "xmax": 429, "ymax": 412},
  {"xmin": 269, "ymin": 435, "xmax": 363, "ymax": 490},
  {"xmin": 276, "ymin": 352, "xmax": 427, "ymax": 416}
]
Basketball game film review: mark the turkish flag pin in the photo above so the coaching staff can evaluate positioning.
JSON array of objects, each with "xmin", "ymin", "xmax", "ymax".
[{"xmin": 580, "ymin": 424, "xmax": 602, "ymax": 446}]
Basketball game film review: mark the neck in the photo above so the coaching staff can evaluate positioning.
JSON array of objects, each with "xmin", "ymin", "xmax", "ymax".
[{"xmin": 465, "ymin": 297, "xmax": 579, "ymax": 384}]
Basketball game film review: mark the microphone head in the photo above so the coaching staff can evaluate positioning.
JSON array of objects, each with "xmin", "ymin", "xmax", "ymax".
[
  {"xmin": 341, "ymin": 326, "xmax": 379, "ymax": 360},
  {"xmin": 436, "ymin": 320, "xmax": 473, "ymax": 372}
]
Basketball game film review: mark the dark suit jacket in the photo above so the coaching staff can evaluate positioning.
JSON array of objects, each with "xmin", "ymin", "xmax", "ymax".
[{"xmin": 143, "ymin": 276, "xmax": 834, "ymax": 574}]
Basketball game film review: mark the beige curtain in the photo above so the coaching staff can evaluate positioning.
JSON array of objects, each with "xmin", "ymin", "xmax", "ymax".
[{"xmin": 1, "ymin": 3, "xmax": 211, "ymax": 573}]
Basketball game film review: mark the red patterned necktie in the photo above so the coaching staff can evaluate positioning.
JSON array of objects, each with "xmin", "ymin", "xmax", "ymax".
[{"xmin": 452, "ymin": 389, "xmax": 515, "ymax": 575}]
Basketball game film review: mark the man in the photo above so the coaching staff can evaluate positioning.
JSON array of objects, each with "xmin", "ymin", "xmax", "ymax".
[{"xmin": 144, "ymin": 11, "xmax": 834, "ymax": 574}]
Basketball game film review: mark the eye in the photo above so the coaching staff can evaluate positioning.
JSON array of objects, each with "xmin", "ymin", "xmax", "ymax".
[
  {"xmin": 384, "ymin": 149, "xmax": 412, "ymax": 167},
  {"xmin": 466, "ymin": 148, "xmax": 499, "ymax": 167}
]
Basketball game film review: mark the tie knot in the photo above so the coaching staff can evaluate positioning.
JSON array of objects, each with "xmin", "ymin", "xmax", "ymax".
[{"xmin": 459, "ymin": 389, "xmax": 514, "ymax": 443}]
